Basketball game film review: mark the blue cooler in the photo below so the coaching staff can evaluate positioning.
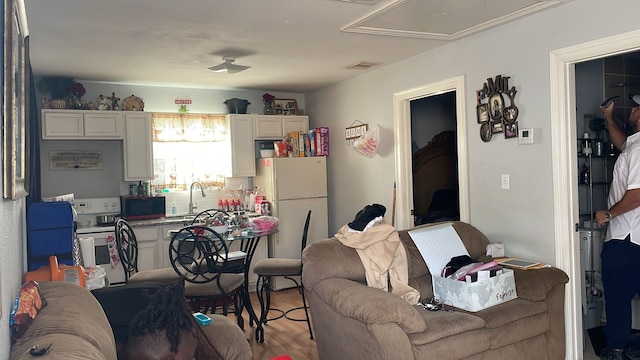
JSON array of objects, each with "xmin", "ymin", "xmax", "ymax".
[{"xmin": 27, "ymin": 201, "xmax": 75, "ymax": 270}]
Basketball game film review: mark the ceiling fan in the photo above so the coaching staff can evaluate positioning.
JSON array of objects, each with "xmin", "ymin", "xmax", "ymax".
[{"xmin": 207, "ymin": 56, "xmax": 251, "ymax": 74}]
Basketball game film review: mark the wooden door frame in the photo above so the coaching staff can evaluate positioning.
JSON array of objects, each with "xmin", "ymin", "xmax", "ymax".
[
  {"xmin": 551, "ymin": 29, "xmax": 640, "ymax": 359},
  {"xmin": 393, "ymin": 75, "xmax": 469, "ymax": 231}
]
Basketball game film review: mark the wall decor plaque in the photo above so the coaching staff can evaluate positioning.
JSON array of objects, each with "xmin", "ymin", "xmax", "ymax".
[
  {"xmin": 50, "ymin": 151, "xmax": 103, "ymax": 170},
  {"xmin": 476, "ymin": 75, "xmax": 520, "ymax": 142}
]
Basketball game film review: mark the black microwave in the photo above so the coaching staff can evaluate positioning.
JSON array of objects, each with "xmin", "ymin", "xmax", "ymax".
[{"xmin": 120, "ymin": 196, "xmax": 166, "ymax": 221}]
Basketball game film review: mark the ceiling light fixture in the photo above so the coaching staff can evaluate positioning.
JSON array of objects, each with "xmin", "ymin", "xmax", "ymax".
[{"xmin": 207, "ymin": 56, "xmax": 251, "ymax": 74}]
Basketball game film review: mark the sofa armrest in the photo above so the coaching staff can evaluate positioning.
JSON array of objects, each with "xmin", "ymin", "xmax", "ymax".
[
  {"xmin": 512, "ymin": 267, "xmax": 569, "ymax": 302},
  {"xmin": 310, "ymin": 277, "xmax": 428, "ymax": 334},
  {"xmin": 195, "ymin": 315, "xmax": 251, "ymax": 360}
]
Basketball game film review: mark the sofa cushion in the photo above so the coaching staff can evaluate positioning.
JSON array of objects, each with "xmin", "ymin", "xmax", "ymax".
[
  {"xmin": 410, "ymin": 308, "xmax": 486, "ymax": 345},
  {"xmin": 302, "ymin": 238, "xmax": 366, "ymax": 289},
  {"xmin": 10, "ymin": 281, "xmax": 116, "ymax": 360}
]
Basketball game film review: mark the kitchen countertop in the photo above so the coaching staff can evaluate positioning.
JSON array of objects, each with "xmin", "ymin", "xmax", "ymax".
[
  {"xmin": 127, "ymin": 216, "xmax": 197, "ymax": 228},
  {"xmin": 128, "ymin": 212, "xmax": 263, "ymax": 228}
]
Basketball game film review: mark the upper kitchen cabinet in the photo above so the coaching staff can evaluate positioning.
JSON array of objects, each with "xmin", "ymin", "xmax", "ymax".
[
  {"xmin": 41, "ymin": 110, "xmax": 123, "ymax": 139},
  {"xmin": 225, "ymin": 114, "xmax": 255, "ymax": 177},
  {"xmin": 123, "ymin": 112, "xmax": 154, "ymax": 181},
  {"xmin": 254, "ymin": 115, "xmax": 308, "ymax": 139}
]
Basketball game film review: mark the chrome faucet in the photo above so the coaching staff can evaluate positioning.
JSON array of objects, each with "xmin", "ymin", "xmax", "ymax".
[{"xmin": 188, "ymin": 181, "xmax": 206, "ymax": 214}]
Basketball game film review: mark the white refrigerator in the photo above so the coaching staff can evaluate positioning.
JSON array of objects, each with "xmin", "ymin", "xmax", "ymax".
[{"xmin": 254, "ymin": 157, "xmax": 329, "ymax": 290}]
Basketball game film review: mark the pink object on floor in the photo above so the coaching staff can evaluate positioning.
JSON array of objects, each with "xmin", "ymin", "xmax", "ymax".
[{"xmin": 271, "ymin": 356, "xmax": 292, "ymax": 360}]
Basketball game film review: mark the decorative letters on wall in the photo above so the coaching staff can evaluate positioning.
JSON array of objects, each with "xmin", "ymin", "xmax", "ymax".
[{"xmin": 476, "ymin": 75, "xmax": 519, "ymax": 142}]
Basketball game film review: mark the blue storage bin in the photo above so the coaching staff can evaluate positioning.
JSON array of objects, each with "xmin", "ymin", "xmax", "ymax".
[{"xmin": 27, "ymin": 201, "xmax": 74, "ymax": 265}]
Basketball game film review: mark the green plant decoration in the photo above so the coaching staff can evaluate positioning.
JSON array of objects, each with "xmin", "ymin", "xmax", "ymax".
[{"xmin": 35, "ymin": 76, "xmax": 75, "ymax": 99}]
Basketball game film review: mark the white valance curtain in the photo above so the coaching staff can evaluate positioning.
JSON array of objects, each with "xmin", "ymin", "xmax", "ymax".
[{"xmin": 152, "ymin": 113, "xmax": 226, "ymax": 142}]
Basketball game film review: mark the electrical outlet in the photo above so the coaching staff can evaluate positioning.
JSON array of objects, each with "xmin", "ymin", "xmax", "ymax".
[{"xmin": 501, "ymin": 174, "xmax": 510, "ymax": 190}]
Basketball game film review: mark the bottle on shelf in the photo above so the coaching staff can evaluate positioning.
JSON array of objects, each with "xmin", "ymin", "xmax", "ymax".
[{"xmin": 581, "ymin": 163, "xmax": 590, "ymax": 184}]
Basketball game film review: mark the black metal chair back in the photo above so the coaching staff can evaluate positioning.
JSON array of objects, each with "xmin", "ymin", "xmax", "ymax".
[
  {"xmin": 191, "ymin": 208, "xmax": 229, "ymax": 225},
  {"xmin": 300, "ymin": 210, "xmax": 312, "ymax": 256},
  {"xmin": 169, "ymin": 225, "xmax": 230, "ymax": 284},
  {"xmin": 114, "ymin": 219, "xmax": 138, "ymax": 282}
]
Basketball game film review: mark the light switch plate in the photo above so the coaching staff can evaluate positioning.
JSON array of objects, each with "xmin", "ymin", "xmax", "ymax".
[{"xmin": 519, "ymin": 128, "xmax": 534, "ymax": 144}]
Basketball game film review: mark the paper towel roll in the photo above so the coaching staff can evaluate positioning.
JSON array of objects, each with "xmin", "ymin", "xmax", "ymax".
[{"xmin": 79, "ymin": 237, "xmax": 96, "ymax": 267}]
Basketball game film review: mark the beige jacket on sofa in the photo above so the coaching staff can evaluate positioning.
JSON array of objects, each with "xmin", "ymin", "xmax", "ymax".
[{"xmin": 335, "ymin": 223, "xmax": 420, "ymax": 304}]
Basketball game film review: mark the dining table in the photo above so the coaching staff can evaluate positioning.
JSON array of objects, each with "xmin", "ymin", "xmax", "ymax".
[{"xmin": 168, "ymin": 225, "xmax": 278, "ymax": 343}]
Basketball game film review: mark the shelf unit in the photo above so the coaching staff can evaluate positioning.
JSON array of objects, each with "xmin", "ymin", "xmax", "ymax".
[{"xmin": 577, "ymin": 137, "xmax": 617, "ymax": 330}]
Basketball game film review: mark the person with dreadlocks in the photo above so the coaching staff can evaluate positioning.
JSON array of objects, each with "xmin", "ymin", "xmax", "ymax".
[{"xmin": 125, "ymin": 284, "xmax": 198, "ymax": 360}]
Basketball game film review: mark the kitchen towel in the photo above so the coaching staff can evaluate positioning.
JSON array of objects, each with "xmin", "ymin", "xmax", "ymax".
[{"xmin": 79, "ymin": 237, "xmax": 96, "ymax": 267}]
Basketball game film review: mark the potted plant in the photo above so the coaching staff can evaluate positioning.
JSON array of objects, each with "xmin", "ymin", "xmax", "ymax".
[{"xmin": 36, "ymin": 76, "xmax": 75, "ymax": 109}]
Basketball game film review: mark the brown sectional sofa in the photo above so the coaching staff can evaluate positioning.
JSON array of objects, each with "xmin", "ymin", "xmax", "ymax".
[
  {"xmin": 9, "ymin": 281, "xmax": 252, "ymax": 360},
  {"xmin": 302, "ymin": 221, "xmax": 569, "ymax": 360}
]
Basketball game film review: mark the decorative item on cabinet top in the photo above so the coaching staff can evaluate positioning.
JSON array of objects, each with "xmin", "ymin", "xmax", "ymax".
[
  {"xmin": 122, "ymin": 95, "xmax": 144, "ymax": 111},
  {"xmin": 224, "ymin": 98, "xmax": 250, "ymax": 114},
  {"xmin": 273, "ymin": 98, "xmax": 299, "ymax": 116}
]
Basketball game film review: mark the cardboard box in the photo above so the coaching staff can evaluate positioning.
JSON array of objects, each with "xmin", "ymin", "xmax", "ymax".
[
  {"xmin": 315, "ymin": 127, "xmax": 329, "ymax": 156},
  {"xmin": 432, "ymin": 269, "xmax": 517, "ymax": 312},
  {"xmin": 409, "ymin": 223, "xmax": 517, "ymax": 312}
]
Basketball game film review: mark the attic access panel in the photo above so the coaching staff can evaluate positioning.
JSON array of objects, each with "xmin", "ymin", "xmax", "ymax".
[{"xmin": 342, "ymin": 0, "xmax": 569, "ymax": 40}]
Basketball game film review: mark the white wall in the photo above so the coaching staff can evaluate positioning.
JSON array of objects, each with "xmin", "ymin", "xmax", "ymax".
[
  {"xmin": 305, "ymin": 0, "xmax": 640, "ymax": 266},
  {"xmin": 0, "ymin": 186, "xmax": 26, "ymax": 358}
]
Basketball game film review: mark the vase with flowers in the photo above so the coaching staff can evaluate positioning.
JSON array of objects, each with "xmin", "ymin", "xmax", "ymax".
[
  {"xmin": 68, "ymin": 81, "xmax": 86, "ymax": 109},
  {"xmin": 263, "ymin": 93, "xmax": 275, "ymax": 115},
  {"xmin": 36, "ymin": 76, "xmax": 75, "ymax": 109}
]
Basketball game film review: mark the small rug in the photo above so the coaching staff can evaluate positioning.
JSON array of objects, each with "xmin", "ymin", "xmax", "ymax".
[{"xmin": 587, "ymin": 326, "xmax": 640, "ymax": 356}]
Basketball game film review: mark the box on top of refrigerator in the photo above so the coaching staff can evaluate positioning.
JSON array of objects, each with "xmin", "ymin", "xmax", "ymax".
[
  {"xmin": 315, "ymin": 127, "xmax": 329, "ymax": 156},
  {"xmin": 408, "ymin": 223, "xmax": 517, "ymax": 312}
]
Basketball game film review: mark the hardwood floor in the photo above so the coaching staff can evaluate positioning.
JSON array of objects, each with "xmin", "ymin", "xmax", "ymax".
[{"xmin": 240, "ymin": 287, "xmax": 319, "ymax": 360}]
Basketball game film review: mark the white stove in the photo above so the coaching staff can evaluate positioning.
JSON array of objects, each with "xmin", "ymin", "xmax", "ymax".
[
  {"xmin": 74, "ymin": 197, "xmax": 121, "ymax": 233},
  {"xmin": 73, "ymin": 197, "xmax": 126, "ymax": 285}
]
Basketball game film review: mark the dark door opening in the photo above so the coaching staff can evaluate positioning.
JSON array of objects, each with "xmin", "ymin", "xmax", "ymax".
[{"xmin": 410, "ymin": 91, "xmax": 459, "ymax": 226}]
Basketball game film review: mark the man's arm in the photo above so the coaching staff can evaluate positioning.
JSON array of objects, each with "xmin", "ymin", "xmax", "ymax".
[
  {"xmin": 601, "ymin": 102, "xmax": 627, "ymax": 150},
  {"xmin": 596, "ymin": 188, "xmax": 640, "ymax": 226}
]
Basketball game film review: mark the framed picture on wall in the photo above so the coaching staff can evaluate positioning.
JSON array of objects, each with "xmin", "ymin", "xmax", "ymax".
[
  {"xmin": 274, "ymin": 98, "xmax": 299, "ymax": 116},
  {"xmin": 476, "ymin": 104, "xmax": 489, "ymax": 124},
  {"xmin": 480, "ymin": 122, "xmax": 492, "ymax": 142},
  {"xmin": 505, "ymin": 122, "xmax": 519, "ymax": 139},
  {"xmin": 3, "ymin": 0, "xmax": 29, "ymax": 200},
  {"xmin": 489, "ymin": 92, "xmax": 504, "ymax": 121},
  {"xmin": 491, "ymin": 121, "xmax": 503, "ymax": 134}
]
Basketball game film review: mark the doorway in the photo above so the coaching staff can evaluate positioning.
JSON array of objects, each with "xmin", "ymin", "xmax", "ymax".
[
  {"xmin": 551, "ymin": 29, "xmax": 640, "ymax": 359},
  {"xmin": 393, "ymin": 75, "xmax": 470, "ymax": 231},
  {"xmin": 410, "ymin": 93, "xmax": 459, "ymax": 226}
]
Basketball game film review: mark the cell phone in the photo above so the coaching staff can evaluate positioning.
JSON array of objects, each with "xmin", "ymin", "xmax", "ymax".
[
  {"xmin": 601, "ymin": 95, "xmax": 620, "ymax": 107},
  {"xmin": 192, "ymin": 312, "xmax": 212, "ymax": 326}
]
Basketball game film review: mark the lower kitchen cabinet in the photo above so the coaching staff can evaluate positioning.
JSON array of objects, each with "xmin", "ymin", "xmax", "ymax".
[
  {"xmin": 134, "ymin": 226, "xmax": 160, "ymax": 271},
  {"xmin": 160, "ymin": 224, "xmax": 184, "ymax": 269}
]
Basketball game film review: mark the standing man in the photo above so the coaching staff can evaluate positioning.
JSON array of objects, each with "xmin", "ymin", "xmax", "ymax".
[{"xmin": 596, "ymin": 95, "xmax": 640, "ymax": 360}]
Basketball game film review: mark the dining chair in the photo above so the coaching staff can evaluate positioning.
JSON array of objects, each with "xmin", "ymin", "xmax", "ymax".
[
  {"xmin": 253, "ymin": 210, "xmax": 313, "ymax": 339},
  {"xmin": 114, "ymin": 219, "xmax": 182, "ymax": 285},
  {"xmin": 169, "ymin": 224, "xmax": 245, "ymax": 328},
  {"xmin": 191, "ymin": 208, "xmax": 229, "ymax": 226},
  {"xmin": 191, "ymin": 208, "xmax": 246, "ymax": 274}
]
